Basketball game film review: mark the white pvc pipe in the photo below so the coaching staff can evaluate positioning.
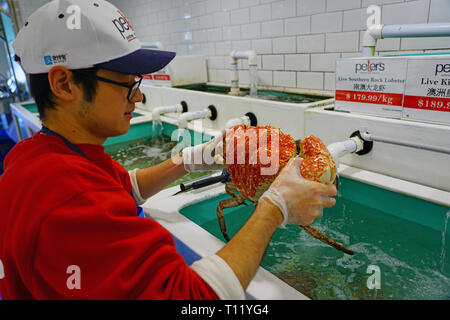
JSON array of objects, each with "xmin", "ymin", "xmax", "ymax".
[
  {"xmin": 178, "ymin": 109, "xmax": 212, "ymax": 130},
  {"xmin": 229, "ymin": 50, "xmax": 258, "ymax": 95},
  {"xmin": 327, "ymin": 137, "xmax": 364, "ymax": 161},
  {"xmin": 362, "ymin": 22, "xmax": 450, "ymax": 56},
  {"xmin": 152, "ymin": 104, "xmax": 183, "ymax": 121},
  {"xmin": 359, "ymin": 127, "xmax": 450, "ymax": 155},
  {"xmin": 382, "ymin": 23, "xmax": 450, "ymax": 38}
]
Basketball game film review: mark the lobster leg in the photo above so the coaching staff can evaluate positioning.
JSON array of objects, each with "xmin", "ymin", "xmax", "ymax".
[
  {"xmin": 299, "ymin": 225, "xmax": 354, "ymax": 255},
  {"xmin": 216, "ymin": 183, "xmax": 247, "ymax": 242}
]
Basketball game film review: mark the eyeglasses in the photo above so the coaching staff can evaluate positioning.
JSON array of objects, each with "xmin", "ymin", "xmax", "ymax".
[{"xmin": 72, "ymin": 70, "xmax": 143, "ymax": 101}]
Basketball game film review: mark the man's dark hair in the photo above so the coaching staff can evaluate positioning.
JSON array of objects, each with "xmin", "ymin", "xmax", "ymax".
[{"xmin": 28, "ymin": 67, "xmax": 99, "ymax": 120}]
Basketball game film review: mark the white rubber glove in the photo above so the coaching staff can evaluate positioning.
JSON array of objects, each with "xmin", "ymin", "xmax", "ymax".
[
  {"xmin": 182, "ymin": 130, "xmax": 225, "ymax": 172},
  {"xmin": 259, "ymin": 157, "xmax": 337, "ymax": 228}
]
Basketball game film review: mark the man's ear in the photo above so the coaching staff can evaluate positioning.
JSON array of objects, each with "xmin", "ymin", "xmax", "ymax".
[{"xmin": 47, "ymin": 66, "xmax": 79, "ymax": 102}]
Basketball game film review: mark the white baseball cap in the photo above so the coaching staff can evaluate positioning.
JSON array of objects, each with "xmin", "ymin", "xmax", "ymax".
[{"xmin": 13, "ymin": 0, "xmax": 175, "ymax": 75}]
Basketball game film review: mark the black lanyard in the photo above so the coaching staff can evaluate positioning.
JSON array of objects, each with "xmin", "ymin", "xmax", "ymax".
[
  {"xmin": 40, "ymin": 126, "xmax": 90, "ymax": 160},
  {"xmin": 40, "ymin": 126, "xmax": 142, "ymax": 212}
]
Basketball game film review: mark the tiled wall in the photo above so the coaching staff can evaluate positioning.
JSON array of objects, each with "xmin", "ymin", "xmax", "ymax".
[{"xmin": 18, "ymin": 0, "xmax": 450, "ymax": 95}]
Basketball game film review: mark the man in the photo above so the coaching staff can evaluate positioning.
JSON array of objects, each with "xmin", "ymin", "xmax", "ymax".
[{"xmin": 0, "ymin": 0, "xmax": 337, "ymax": 299}]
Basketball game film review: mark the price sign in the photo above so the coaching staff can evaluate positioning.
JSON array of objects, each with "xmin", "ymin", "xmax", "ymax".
[
  {"xmin": 334, "ymin": 58, "xmax": 407, "ymax": 118},
  {"xmin": 403, "ymin": 58, "xmax": 450, "ymax": 125}
]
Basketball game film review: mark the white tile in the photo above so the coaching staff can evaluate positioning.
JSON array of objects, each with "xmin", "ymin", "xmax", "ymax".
[
  {"xmin": 191, "ymin": 2, "xmax": 206, "ymax": 17},
  {"xmin": 262, "ymin": 55, "xmax": 284, "ymax": 70},
  {"xmin": 252, "ymin": 38, "xmax": 273, "ymax": 54},
  {"xmin": 343, "ymin": 8, "xmax": 367, "ymax": 31},
  {"xmin": 273, "ymin": 37, "xmax": 297, "ymax": 54},
  {"xmin": 206, "ymin": 0, "xmax": 221, "ymax": 13},
  {"xmin": 326, "ymin": 31, "xmax": 359, "ymax": 52},
  {"xmin": 326, "ymin": 0, "xmax": 362, "ymax": 12},
  {"xmin": 285, "ymin": 16, "xmax": 310, "ymax": 36},
  {"xmin": 238, "ymin": 70, "xmax": 250, "ymax": 85},
  {"xmin": 223, "ymin": 26, "xmax": 241, "ymax": 41},
  {"xmin": 261, "ymin": 20, "xmax": 284, "ymax": 38},
  {"xmin": 198, "ymin": 14, "xmax": 215, "ymax": 29},
  {"xmin": 201, "ymin": 42, "xmax": 216, "ymax": 55},
  {"xmin": 274, "ymin": 71, "xmax": 297, "ymax": 87},
  {"xmin": 250, "ymin": 4, "xmax": 272, "ymax": 22},
  {"xmin": 231, "ymin": 8, "xmax": 250, "ymax": 25},
  {"xmin": 208, "ymin": 68, "xmax": 218, "ymax": 82},
  {"xmin": 381, "ymin": 0, "xmax": 429, "ymax": 25},
  {"xmin": 241, "ymin": 23, "xmax": 261, "ymax": 39},
  {"xmin": 258, "ymin": 70, "xmax": 273, "ymax": 86},
  {"xmin": 341, "ymin": 52, "xmax": 363, "ymax": 58},
  {"xmin": 324, "ymin": 72, "xmax": 335, "ymax": 91},
  {"xmin": 272, "ymin": 0, "xmax": 297, "ymax": 20},
  {"xmin": 285, "ymin": 54, "xmax": 310, "ymax": 71},
  {"xmin": 297, "ymin": 34, "xmax": 325, "ymax": 53},
  {"xmin": 193, "ymin": 29, "xmax": 208, "ymax": 42},
  {"xmin": 374, "ymin": 38, "xmax": 400, "ymax": 52},
  {"xmin": 216, "ymin": 41, "xmax": 232, "ymax": 54},
  {"xmin": 297, "ymin": 0, "xmax": 326, "ymax": 16},
  {"xmin": 297, "ymin": 72, "xmax": 324, "ymax": 90},
  {"xmin": 232, "ymin": 40, "xmax": 253, "ymax": 52},
  {"xmin": 222, "ymin": 0, "xmax": 240, "ymax": 11},
  {"xmin": 401, "ymin": 37, "xmax": 450, "ymax": 50},
  {"xmin": 311, "ymin": 12, "xmax": 343, "ymax": 34},
  {"xmin": 207, "ymin": 28, "xmax": 223, "ymax": 41},
  {"xmin": 214, "ymin": 11, "xmax": 231, "ymax": 26},
  {"xmin": 240, "ymin": 0, "xmax": 260, "ymax": 8},
  {"xmin": 429, "ymin": 0, "xmax": 450, "ymax": 23},
  {"xmin": 185, "ymin": 17, "xmax": 199, "ymax": 30},
  {"xmin": 216, "ymin": 69, "xmax": 231, "ymax": 83},
  {"xmin": 310, "ymin": 53, "xmax": 340, "ymax": 72}
]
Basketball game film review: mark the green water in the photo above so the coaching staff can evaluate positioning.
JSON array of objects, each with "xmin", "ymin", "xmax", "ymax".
[
  {"xmin": 177, "ymin": 84, "xmax": 329, "ymax": 104},
  {"xmin": 23, "ymin": 103, "xmax": 38, "ymax": 114},
  {"xmin": 105, "ymin": 135, "xmax": 216, "ymax": 188},
  {"xmin": 180, "ymin": 178, "xmax": 450, "ymax": 300}
]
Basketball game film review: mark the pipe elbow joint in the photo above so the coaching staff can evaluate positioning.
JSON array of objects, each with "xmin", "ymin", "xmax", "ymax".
[
  {"xmin": 363, "ymin": 24, "xmax": 383, "ymax": 47},
  {"xmin": 152, "ymin": 107, "xmax": 165, "ymax": 121}
]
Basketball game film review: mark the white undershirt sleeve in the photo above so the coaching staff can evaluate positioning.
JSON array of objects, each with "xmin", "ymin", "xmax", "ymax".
[
  {"xmin": 128, "ymin": 168, "xmax": 146, "ymax": 205},
  {"xmin": 190, "ymin": 254, "xmax": 245, "ymax": 300}
]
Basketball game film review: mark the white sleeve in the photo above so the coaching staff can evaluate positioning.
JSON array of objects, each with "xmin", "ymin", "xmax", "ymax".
[
  {"xmin": 190, "ymin": 254, "xmax": 245, "ymax": 300},
  {"xmin": 128, "ymin": 168, "xmax": 146, "ymax": 205}
]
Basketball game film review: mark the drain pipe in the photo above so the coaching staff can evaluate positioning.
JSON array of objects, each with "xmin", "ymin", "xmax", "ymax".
[
  {"xmin": 225, "ymin": 112, "xmax": 258, "ymax": 129},
  {"xmin": 178, "ymin": 105, "xmax": 218, "ymax": 130},
  {"xmin": 327, "ymin": 136, "xmax": 365, "ymax": 161},
  {"xmin": 229, "ymin": 50, "xmax": 257, "ymax": 95},
  {"xmin": 362, "ymin": 23, "xmax": 450, "ymax": 56},
  {"xmin": 152, "ymin": 101, "xmax": 188, "ymax": 122},
  {"xmin": 326, "ymin": 135, "xmax": 368, "ymax": 170},
  {"xmin": 359, "ymin": 127, "xmax": 450, "ymax": 155}
]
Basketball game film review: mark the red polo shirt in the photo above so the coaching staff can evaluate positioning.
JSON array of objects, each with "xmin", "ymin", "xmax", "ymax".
[{"xmin": 0, "ymin": 133, "xmax": 218, "ymax": 299}]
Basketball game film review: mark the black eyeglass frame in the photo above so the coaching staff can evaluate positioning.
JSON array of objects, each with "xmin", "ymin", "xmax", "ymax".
[{"xmin": 71, "ymin": 70, "xmax": 143, "ymax": 101}]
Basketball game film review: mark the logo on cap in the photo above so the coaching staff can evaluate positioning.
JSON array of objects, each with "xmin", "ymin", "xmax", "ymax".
[
  {"xmin": 112, "ymin": 10, "xmax": 136, "ymax": 42},
  {"xmin": 43, "ymin": 54, "xmax": 68, "ymax": 66},
  {"xmin": 44, "ymin": 56, "xmax": 53, "ymax": 66}
]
